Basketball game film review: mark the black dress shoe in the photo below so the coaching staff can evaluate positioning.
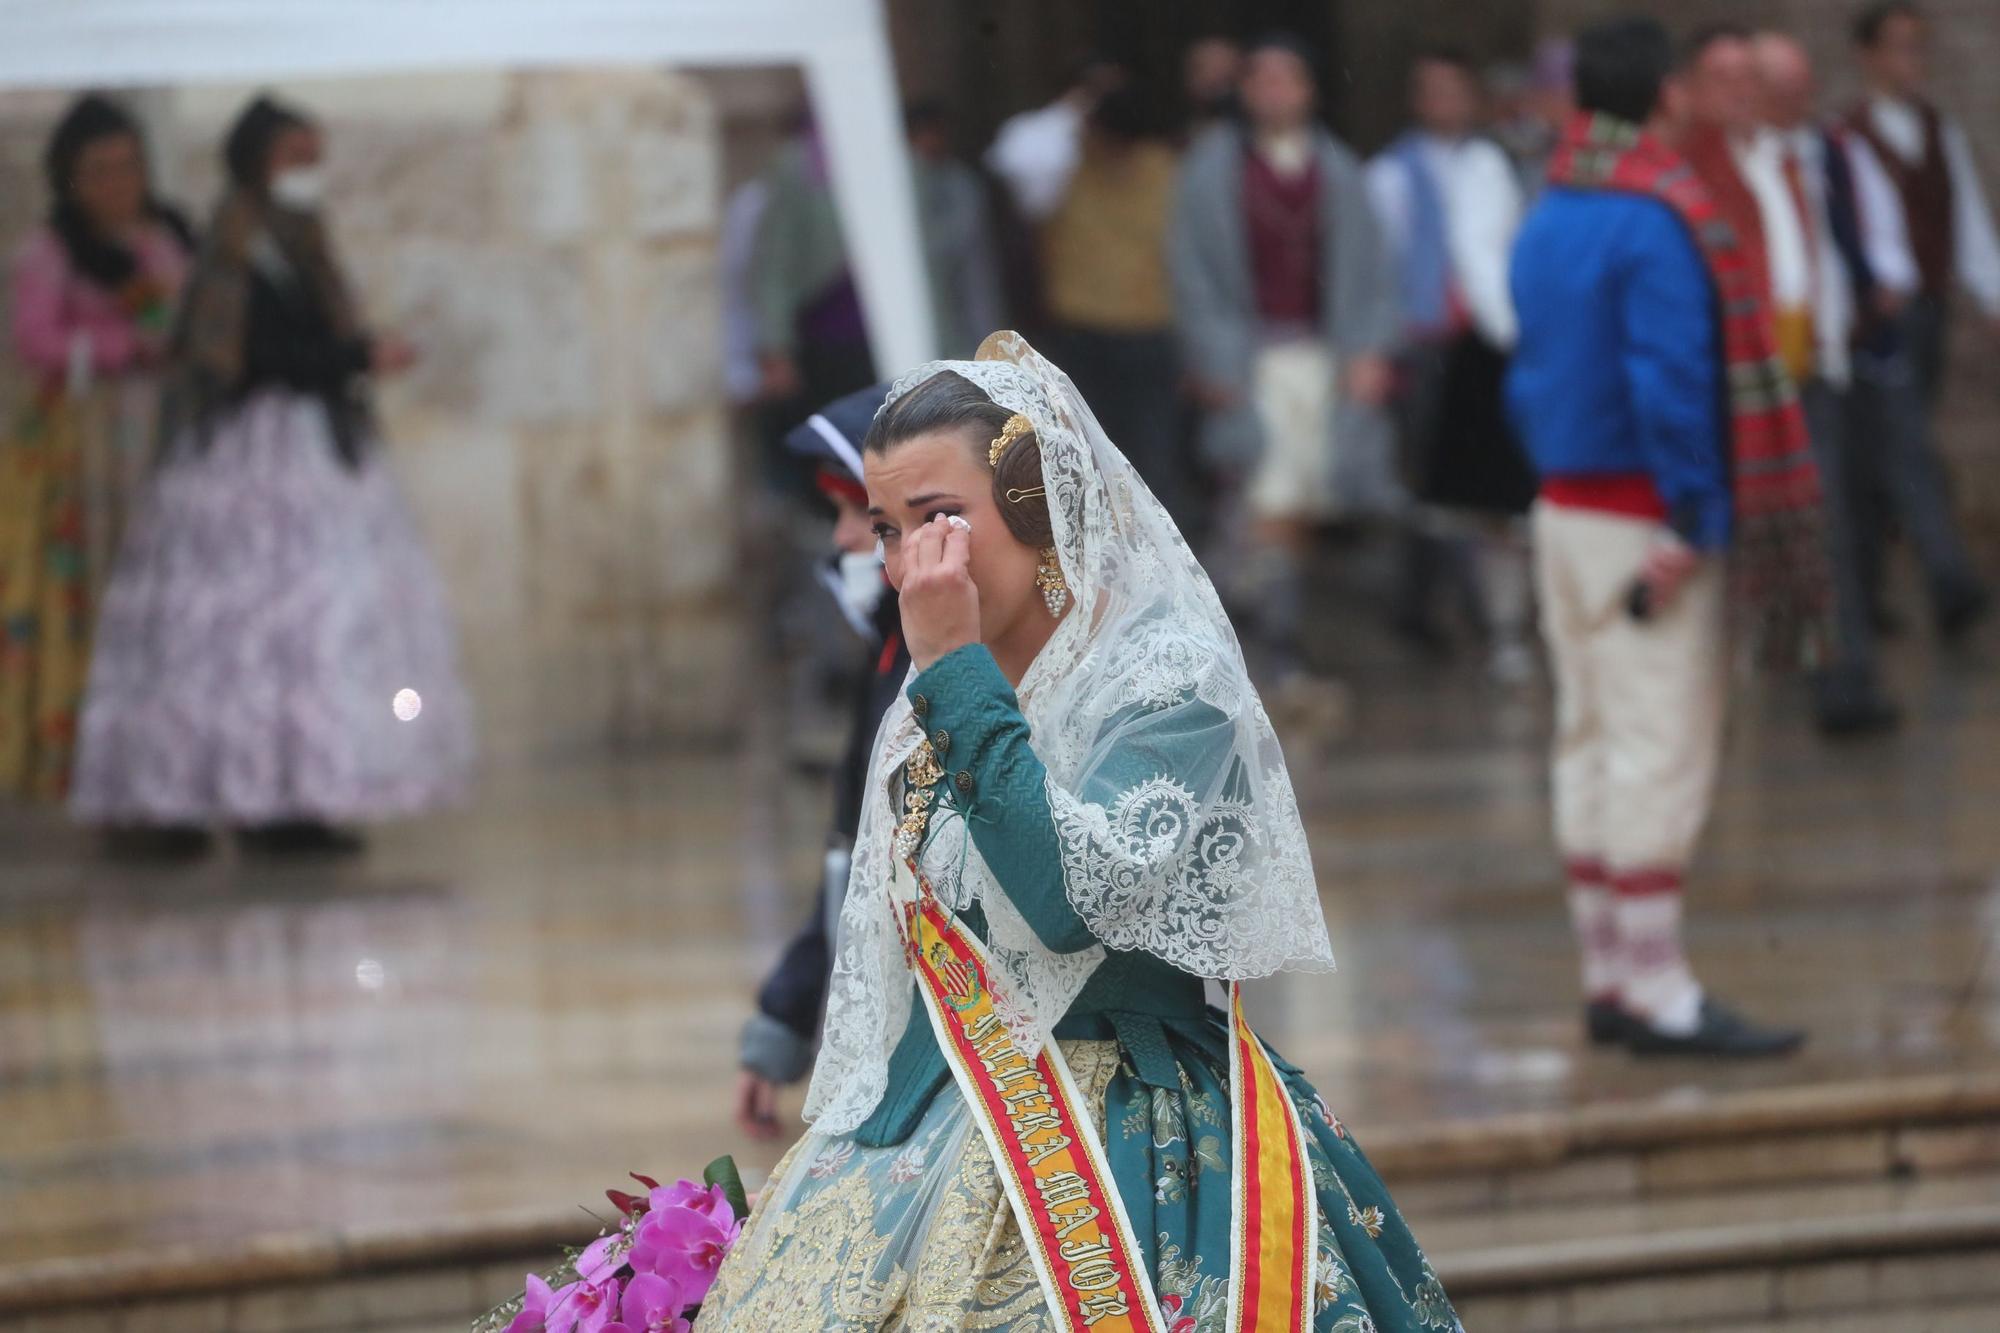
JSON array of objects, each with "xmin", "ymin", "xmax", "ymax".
[
  {"xmin": 1585, "ymin": 999, "xmax": 1632, "ymax": 1046},
  {"xmin": 238, "ymin": 821, "xmax": 367, "ymax": 858},
  {"xmin": 102, "ymin": 826, "xmax": 214, "ymax": 862},
  {"xmin": 1936, "ymin": 581, "xmax": 1991, "ymax": 644},
  {"xmin": 1625, "ymin": 998, "xmax": 1806, "ymax": 1059},
  {"xmin": 1815, "ymin": 694, "xmax": 1902, "ymax": 738}
]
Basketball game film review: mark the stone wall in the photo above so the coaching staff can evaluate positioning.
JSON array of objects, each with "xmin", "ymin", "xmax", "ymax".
[{"xmin": 0, "ymin": 69, "xmax": 738, "ymax": 764}]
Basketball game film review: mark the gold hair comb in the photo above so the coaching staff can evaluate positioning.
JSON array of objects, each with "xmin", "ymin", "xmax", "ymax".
[{"xmin": 988, "ymin": 414, "xmax": 1033, "ymax": 469}]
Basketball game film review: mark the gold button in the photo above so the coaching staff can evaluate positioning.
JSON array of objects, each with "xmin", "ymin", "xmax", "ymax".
[
  {"xmin": 931, "ymin": 728, "xmax": 950, "ymax": 755},
  {"xmin": 954, "ymin": 771, "xmax": 974, "ymax": 794},
  {"xmin": 912, "ymin": 694, "xmax": 929, "ymax": 717}
]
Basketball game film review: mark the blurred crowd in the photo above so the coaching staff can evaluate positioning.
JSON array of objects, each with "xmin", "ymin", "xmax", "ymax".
[
  {"xmin": 4, "ymin": 2, "xmax": 1997, "ymax": 884},
  {"xmin": 733, "ymin": 3, "xmax": 1995, "ymax": 736},
  {"xmin": 728, "ymin": 2, "xmax": 2000, "ymax": 1094}
]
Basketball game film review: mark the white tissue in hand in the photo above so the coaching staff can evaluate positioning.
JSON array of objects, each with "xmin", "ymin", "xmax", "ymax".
[{"xmin": 945, "ymin": 515, "xmax": 972, "ymax": 532}]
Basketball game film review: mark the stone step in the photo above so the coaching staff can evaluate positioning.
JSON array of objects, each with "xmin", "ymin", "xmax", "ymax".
[
  {"xmin": 1366, "ymin": 1069, "xmax": 2000, "ymax": 1217},
  {"xmin": 1444, "ymin": 1189, "xmax": 2000, "ymax": 1330},
  {"xmin": 3, "ymin": 1074, "xmax": 1995, "ymax": 1331},
  {"xmin": 1359, "ymin": 1072, "xmax": 2000, "ymax": 1332}
]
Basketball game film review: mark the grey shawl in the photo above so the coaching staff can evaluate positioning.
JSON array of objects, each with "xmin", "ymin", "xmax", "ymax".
[{"xmin": 1169, "ymin": 123, "xmax": 1403, "ymax": 511}]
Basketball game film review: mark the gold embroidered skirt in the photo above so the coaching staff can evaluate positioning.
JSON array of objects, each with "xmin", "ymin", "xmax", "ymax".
[{"xmin": 701, "ymin": 1032, "xmax": 1460, "ymax": 1332}]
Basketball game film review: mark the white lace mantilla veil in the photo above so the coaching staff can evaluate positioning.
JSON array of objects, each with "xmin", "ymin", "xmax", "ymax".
[{"xmin": 802, "ymin": 331, "xmax": 1336, "ymax": 1136}]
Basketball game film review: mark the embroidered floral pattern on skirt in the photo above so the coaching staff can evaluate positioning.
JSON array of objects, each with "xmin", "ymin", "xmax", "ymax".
[{"xmin": 702, "ymin": 1026, "xmax": 1459, "ymax": 1332}]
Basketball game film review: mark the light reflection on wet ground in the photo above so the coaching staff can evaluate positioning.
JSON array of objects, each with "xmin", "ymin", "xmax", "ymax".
[{"xmin": 1, "ymin": 631, "xmax": 1994, "ymax": 1272}]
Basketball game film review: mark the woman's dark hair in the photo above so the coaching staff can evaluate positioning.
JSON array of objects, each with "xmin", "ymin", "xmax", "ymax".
[
  {"xmin": 1854, "ymin": 2, "xmax": 1922, "ymax": 48},
  {"xmin": 43, "ymin": 93, "xmax": 192, "ymax": 291},
  {"xmin": 1573, "ymin": 16, "xmax": 1673, "ymax": 124},
  {"xmin": 863, "ymin": 370, "xmax": 1053, "ymax": 547},
  {"xmin": 224, "ymin": 94, "xmax": 313, "ymax": 191}
]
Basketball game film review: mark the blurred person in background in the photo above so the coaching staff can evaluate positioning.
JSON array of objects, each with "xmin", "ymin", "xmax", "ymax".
[
  {"xmin": 735, "ymin": 382, "xmax": 901, "ymax": 1139},
  {"xmin": 1487, "ymin": 37, "xmax": 1574, "ymax": 199},
  {"xmin": 1510, "ymin": 16, "xmax": 1820, "ymax": 1057},
  {"xmin": 1181, "ymin": 33, "xmax": 1243, "ymax": 139},
  {"xmin": 984, "ymin": 58, "xmax": 1128, "ymax": 227},
  {"xmin": 752, "ymin": 102, "xmax": 986, "ymax": 751},
  {"xmin": 4, "ymin": 95, "xmax": 191, "ymax": 801},
  {"xmin": 1841, "ymin": 0, "xmax": 1993, "ymax": 642},
  {"xmin": 69, "ymin": 95, "xmax": 472, "ymax": 857},
  {"xmin": 738, "ymin": 108, "xmax": 869, "ymax": 737},
  {"xmin": 1736, "ymin": 32, "xmax": 1904, "ymax": 735},
  {"xmin": 719, "ymin": 172, "xmax": 772, "ymax": 410},
  {"xmin": 1368, "ymin": 47, "xmax": 1537, "ymax": 681},
  {"xmin": 1171, "ymin": 33, "xmax": 1397, "ymax": 710},
  {"xmin": 1679, "ymin": 29, "xmax": 1792, "ymax": 357},
  {"xmin": 749, "ymin": 113, "xmax": 877, "ymax": 492},
  {"xmin": 983, "ymin": 61, "xmax": 1127, "ymax": 359},
  {"xmin": 1482, "ymin": 62, "xmax": 1535, "ymax": 172},
  {"xmin": 905, "ymin": 99, "xmax": 1004, "ymax": 358},
  {"xmin": 1040, "ymin": 85, "xmax": 1186, "ymax": 524}
]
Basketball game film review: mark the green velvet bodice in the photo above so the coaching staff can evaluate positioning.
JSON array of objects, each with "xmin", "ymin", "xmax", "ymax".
[{"xmin": 851, "ymin": 644, "xmax": 1212, "ymax": 1148}]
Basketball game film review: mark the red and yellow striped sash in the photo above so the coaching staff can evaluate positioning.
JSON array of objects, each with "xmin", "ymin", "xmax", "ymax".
[
  {"xmin": 904, "ymin": 892, "xmax": 1165, "ymax": 1331},
  {"xmin": 898, "ymin": 871, "xmax": 1316, "ymax": 1333},
  {"xmin": 1226, "ymin": 982, "xmax": 1318, "ymax": 1333}
]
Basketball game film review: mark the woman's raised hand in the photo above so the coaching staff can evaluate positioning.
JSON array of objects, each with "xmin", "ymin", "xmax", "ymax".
[{"xmin": 901, "ymin": 514, "xmax": 981, "ymax": 671}]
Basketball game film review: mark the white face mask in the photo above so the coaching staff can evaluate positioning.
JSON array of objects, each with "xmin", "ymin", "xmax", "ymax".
[
  {"xmin": 835, "ymin": 549, "xmax": 887, "ymax": 621},
  {"xmin": 269, "ymin": 165, "xmax": 328, "ymax": 212}
]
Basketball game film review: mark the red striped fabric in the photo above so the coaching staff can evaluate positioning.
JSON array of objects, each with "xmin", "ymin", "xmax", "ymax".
[
  {"xmin": 1611, "ymin": 867, "xmax": 1685, "ymax": 897},
  {"xmin": 1546, "ymin": 113, "xmax": 1830, "ymax": 669}
]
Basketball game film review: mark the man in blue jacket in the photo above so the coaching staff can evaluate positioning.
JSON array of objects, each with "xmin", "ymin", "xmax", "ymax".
[{"xmin": 1508, "ymin": 17, "xmax": 1804, "ymax": 1059}]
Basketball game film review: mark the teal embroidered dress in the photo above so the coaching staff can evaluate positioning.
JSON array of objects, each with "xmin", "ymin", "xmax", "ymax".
[{"xmin": 702, "ymin": 645, "xmax": 1459, "ymax": 1332}]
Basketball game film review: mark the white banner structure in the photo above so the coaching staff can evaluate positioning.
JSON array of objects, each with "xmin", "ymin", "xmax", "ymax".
[{"xmin": 0, "ymin": 0, "xmax": 939, "ymax": 373}]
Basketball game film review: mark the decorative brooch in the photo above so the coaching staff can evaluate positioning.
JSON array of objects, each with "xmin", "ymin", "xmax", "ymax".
[
  {"xmin": 988, "ymin": 413, "xmax": 1033, "ymax": 470},
  {"xmin": 895, "ymin": 739, "xmax": 943, "ymax": 861}
]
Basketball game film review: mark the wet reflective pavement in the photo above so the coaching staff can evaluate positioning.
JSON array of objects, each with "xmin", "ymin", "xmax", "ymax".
[{"xmin": 2, "ymin": 637, "xmax": 1996, "ymax": 1277}]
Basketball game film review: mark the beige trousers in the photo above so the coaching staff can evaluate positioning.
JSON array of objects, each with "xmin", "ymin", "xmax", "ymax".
[
  {"xmin": 1533, "ymin": 502, "xmax": 1727, "ymax": 875},
  {"xmin": 1246, "ymin": 339, "xmax": 1339, "ymax": 522}
]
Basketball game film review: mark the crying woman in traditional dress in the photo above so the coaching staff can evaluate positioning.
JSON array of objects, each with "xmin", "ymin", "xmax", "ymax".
[{"xmin": 699, "ymin": 333, "xmax": 1460, "ymax": 1333}]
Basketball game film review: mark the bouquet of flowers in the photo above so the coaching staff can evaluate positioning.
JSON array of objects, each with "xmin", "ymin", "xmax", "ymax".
[{"xmin": 474, "ymin": 1157, "xmax": 749, "ymax": 1333}]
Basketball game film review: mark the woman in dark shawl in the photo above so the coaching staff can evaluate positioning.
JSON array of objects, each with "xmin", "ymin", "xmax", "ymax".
[{"xmin": 70, "ymin": 96, "xmax": 473, "ymax": 856}]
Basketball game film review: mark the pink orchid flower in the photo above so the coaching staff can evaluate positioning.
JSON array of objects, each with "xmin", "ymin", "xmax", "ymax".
[
  {"xmin": 577, "ymin": 1232, "xmax": 631, "ymax": 1285},
  {"xmin": 647, "ymin": 1180, "xmax": 735, "ymax": 1228},
  {"xmin": 543, "ymin": 1276, "xmax": 622, "ymax": 1333},
  {"xmin": 617, "ymin": 1273, "xmax": 693, "ymax": 1333},
  {"xmin": 629, "ymin": 1206, "xmax": 736, "ymax": 1302},
  {"xmin": 503, "ymin": 1274, "xmax": 557, "ymax": 1333}
]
